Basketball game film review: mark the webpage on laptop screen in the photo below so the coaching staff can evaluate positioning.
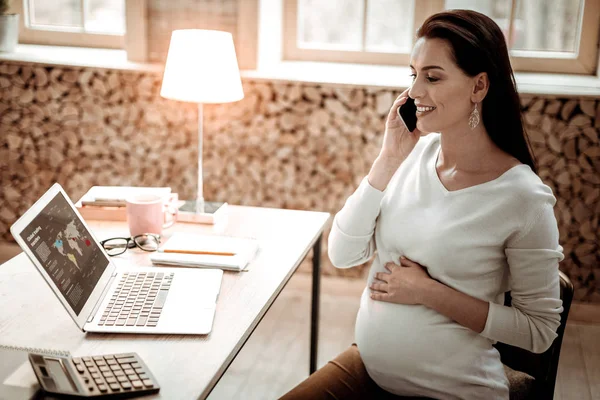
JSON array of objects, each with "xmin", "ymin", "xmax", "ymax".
[{"xmin": 19, "ymin": 192, "xmax": 109, "ymax": 315}]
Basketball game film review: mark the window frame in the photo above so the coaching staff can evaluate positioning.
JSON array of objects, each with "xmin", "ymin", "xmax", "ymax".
[
  {"xmin": 281, "ymin": 0, "xmax": 600, "ymax": 75},
  {"xmin": 282, "ymin": 0, "xmax": 444, "ymax": 65},
  {"xmin": 508, "ymin": 0, "xmax": 600, "ymax": 74},
  {"xmin": 10, "ymin": 0, "xmax": 148, "ymax": 61}
]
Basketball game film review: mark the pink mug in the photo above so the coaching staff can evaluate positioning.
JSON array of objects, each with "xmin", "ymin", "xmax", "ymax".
[{"xmin": 126, "ymin": 194, "xmax": 177, "ymax": 237}]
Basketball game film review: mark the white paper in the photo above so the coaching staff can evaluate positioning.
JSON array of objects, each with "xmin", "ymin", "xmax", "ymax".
[
  {"xmin": 151, "ymin": 233, "xmax": 259, "ymax": 271},
  {"xmin": 3, "ymin": 362, "xmax": 38, "ymax": 389},
  {"xmin": 161, "ymin": 233, "xmax": 257, "ymax": 254}
]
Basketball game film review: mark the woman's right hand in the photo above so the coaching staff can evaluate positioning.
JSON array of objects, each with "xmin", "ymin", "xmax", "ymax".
[{"xmin": 379, "ymin": 89, "xmax": 422, "ymax": 165}]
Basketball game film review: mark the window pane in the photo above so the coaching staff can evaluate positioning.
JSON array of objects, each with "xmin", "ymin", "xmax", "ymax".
[
  {"xmin": 445, "ymin": 0, "xmax": 510, "ymax": 42},
  {"xmin": 85, "ymin": 0, "xmax": 125, "ymax": 35},
  {"xmin": 30, "ymin": 0, "xmax": 82, "ymax": 28},
  {"xmin": 512, "ymin": 0, "xmax": 581, "ymax": 52},
  {"xmin": 365, "ymin": 0, "xmax": 414, "ymax": 53},
  {"xmin": 298, "ymin": 0, "xmax": 364, "ymax": 50}
]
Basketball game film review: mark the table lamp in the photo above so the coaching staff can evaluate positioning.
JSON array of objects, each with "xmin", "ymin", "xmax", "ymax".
[{"xmin": 160, "ymin": 29, "xmax": 244, "ymax": 221}]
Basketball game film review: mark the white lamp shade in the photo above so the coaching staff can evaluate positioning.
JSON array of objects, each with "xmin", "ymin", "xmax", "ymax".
[{"xmin": 160, "ymin": 29, "xmax": 244, "ymax": 104}]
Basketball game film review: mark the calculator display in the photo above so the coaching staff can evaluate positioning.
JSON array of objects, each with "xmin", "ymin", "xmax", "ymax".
[{"xmin": 46, "ymin": 359, "xmax": 76, "ymax": 392}]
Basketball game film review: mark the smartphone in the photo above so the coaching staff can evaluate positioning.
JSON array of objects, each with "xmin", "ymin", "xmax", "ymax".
[{"xmin": 397, "ymin": 97, "xmax": 417, "ymax": 132}]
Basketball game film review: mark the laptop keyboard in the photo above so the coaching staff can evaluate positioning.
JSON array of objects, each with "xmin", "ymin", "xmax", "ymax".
[{"xmin": 98, "ymin": 272, "xmax": 174, "ymax": 328}]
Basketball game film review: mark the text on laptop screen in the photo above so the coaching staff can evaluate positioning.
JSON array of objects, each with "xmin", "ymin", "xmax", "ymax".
[{"xmin": 19, "ymin": 192, "xmax": 109, "ymax": 315}]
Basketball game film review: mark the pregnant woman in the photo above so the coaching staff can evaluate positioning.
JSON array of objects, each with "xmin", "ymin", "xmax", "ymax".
[{"xmin": 281, "ymin": 9, "xmax": 563, "ymax": 400}]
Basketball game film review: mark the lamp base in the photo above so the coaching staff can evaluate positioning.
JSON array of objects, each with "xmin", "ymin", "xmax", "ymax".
[{"xmin": 177, "ymin": 200, "xmax": 228, "ymax": 225}]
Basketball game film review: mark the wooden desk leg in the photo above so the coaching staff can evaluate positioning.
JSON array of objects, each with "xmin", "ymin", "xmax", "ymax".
[{"xmin": 310, "ymin": 234, "xmax": 322, "ymax": 375}]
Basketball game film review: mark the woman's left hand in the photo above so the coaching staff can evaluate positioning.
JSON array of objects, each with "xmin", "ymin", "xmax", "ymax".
[{"xmin": 370, "ymin": 256, "xmax": 434, "ymax": 305}]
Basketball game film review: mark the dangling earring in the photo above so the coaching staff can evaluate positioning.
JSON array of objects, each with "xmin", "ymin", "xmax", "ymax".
[{"xmin": 469, "ymin": 104, "xmax": 480, "ymax": 130}]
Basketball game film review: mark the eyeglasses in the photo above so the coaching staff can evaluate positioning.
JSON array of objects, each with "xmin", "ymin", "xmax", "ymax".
[{"xmin": 100, "ymin": 233, "xmax": 161, "ymax": 256}]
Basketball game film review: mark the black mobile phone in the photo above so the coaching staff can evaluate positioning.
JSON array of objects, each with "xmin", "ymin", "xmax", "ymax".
[{"xmin": 397, "ymin": 97, "xmax": 417, "ymax": 132}]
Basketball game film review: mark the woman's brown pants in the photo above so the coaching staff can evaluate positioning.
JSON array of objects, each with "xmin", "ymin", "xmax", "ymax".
[{"xmin": 280, "ymin": 344, "xmax": 432, "ymax": 400}]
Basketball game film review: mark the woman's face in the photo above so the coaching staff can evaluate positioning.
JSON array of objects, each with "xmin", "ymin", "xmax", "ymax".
[{"xmin": 408, "ymin": 37, "xmax": 476, "ymax": 134}]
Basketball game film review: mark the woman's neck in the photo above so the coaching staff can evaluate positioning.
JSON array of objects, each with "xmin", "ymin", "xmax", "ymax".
[{"xmin": 437, "ymin": 124, "xmax": 498, "ymax": 173}]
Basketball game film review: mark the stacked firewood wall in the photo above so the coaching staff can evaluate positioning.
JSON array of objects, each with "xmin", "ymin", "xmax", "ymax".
[{"xmin": 1, "ymin": 62, "xmax": 598, "ymax": 301}]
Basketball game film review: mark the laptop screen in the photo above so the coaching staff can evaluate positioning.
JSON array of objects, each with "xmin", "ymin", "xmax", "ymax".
[{"xmin": 19, "ymin": 192, "xmax": 109, "ymax": 315}]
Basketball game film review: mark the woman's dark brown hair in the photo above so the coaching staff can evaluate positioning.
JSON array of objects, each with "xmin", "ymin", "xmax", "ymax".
[{"xmin": 417, "ymin": 10, "xmax": 537, "ymax": 173}]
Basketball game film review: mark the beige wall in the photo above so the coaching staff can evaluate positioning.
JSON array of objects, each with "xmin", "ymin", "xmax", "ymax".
[{"xmin": 0, "ymin": 62, "xmax": 599, "ymax": 302}]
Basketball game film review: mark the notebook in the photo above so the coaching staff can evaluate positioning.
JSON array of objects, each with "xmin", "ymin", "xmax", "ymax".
[
  {"xmin": 150, "ymin": 233, "xmax": 259, "ymax": 271},
  {"xmin": 79, "ymin": 186, "xmax": 172, "ymax": 207}
]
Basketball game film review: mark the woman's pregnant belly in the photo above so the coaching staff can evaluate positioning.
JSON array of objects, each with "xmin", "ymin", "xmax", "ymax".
[{"xmin": 355, "ymin": 288, "xmax": 509, "ymax": 398}]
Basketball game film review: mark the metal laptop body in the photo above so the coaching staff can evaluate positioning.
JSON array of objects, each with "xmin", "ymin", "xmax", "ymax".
[{"xmin": 10, "ymin": 183, "xmax": 223, "ymax": 335}]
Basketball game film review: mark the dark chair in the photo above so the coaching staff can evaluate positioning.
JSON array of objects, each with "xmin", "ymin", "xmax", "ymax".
[{"xmin": 494, "ymin": 270, "xmax": 574, "ymax": 400}]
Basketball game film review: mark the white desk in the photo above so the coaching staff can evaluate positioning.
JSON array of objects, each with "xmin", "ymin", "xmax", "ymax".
[{"xmin": 0, "ymin": 205, "xmax": 330, "ymax": 399}]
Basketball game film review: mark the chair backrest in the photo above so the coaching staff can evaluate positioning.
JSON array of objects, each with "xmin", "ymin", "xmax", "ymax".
[{"xmin": 493, "ymin": 271, "xmax": 573, "ymax": 399}]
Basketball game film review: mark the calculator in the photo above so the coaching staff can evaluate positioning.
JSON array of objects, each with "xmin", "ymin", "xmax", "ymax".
[{"xmin": 28, "ymin": 352, "xmax": 160, "ymax": 398}]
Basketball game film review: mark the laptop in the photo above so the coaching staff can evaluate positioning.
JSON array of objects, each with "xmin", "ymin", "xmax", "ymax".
[{"xmin": 10, "ymin": 183, "xmax": 223, "ymax": 335}]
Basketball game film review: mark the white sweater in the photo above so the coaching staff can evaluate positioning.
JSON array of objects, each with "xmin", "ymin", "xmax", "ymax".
[{"xmin": 328, "ymin": 133, "xmax": 563, "ymax": 400}]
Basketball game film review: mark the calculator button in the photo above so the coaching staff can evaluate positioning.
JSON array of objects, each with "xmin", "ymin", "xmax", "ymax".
[
  {"xmin": 123, "ymin": 368, "xmax": 135, "ymax": 375},
  {"xmin": 142, "ymin": 379, "xmax": 154, "ymax": 388},
  {"xmin": 120, "ymin": 381, "xmax": 132, "ymax": 390},
  {"xmin": 82, "ymin": 357, "xmax": 92, "ymax": 362},
  {"xmin": 92, "ymin": 356, "xmax": 103, "ymax": 361},
  {"xmin": 75, "ymin": 364, "xmax": 85, "ymax": 373},
  {"xmin": 91, "ymin": 372, "xmax": 101, "ymax": 379},
  {"xmin": 72, "ymin": 357, "xmax": 82, "ymax": 364},
  {"xmin": 109, "ymin": 383, "xmax": 121, "ymax": 391},
  {"xmin": 114, "ymin": 370, "xmax": 125, "ymax": 377},
  {"xmin": 105, "ymin": 377, "xmax": 117, "ymax": 384},
  {"xmin": 131, "ymin": 380, "xmax": 143, "ymax": 389},
  {"xmin": 99, "ymin": 366, "xmax": 111, "ymax": 373},
  {"xmin": 117, "ymin": 376, "xmax": 128, "ymax": 383},
  {"xmin": 106, "ymin": 359, "xmax": 117, "ymax": 365},
  {"xmin": 98, "ymin": 384, "xmax": 108, "ymax": 393},
  {"xmin": 110, "ymin": 364, "xmax": 122, "ymax": 371}
]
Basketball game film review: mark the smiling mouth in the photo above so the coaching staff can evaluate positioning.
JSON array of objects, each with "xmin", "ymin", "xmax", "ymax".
[{"xmin": 416, "ymin": 106, "xmax": 436, "ymax": 113}]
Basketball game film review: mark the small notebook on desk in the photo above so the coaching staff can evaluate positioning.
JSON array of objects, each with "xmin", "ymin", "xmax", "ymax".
[
  {"xmin": 79, "ymin": 186, "xmax": 172, "ymax": 207},
  {"xmin": 150, "ymin": 233, "xmax": 259, "ymax": 272}
]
